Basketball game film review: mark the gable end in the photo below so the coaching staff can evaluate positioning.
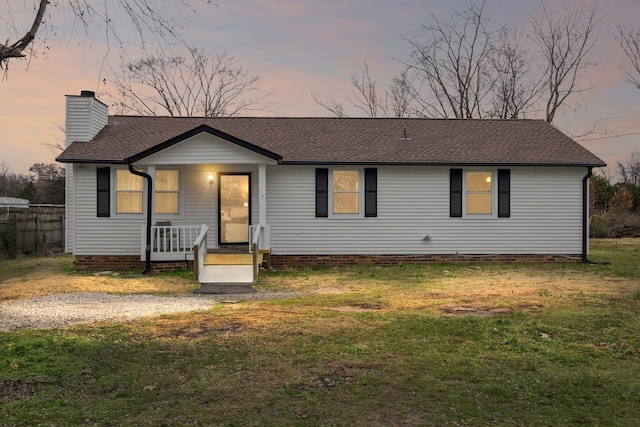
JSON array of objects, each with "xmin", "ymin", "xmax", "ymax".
[{"xmin": 126, "ymin": 124, "xmax": 283, "ymax": 163}]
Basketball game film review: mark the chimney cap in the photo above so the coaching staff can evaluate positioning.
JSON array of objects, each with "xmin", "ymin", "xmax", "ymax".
[{"xmin": 80, "ymin": 90, "xmax": 95, "ymax": 97}]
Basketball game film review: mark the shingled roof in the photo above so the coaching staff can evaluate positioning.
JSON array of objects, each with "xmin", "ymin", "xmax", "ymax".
[{"xmin": 56, "ymin": 116, "xmax": 605, "ymax": 167}]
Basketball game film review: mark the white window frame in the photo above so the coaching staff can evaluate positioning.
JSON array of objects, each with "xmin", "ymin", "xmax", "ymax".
[
  {"xmin": 113, "ymin": 167, "xmax": 146, "ymax": 217},
  {"xmin": 329, "ymin": 168, "xmax": 364, "ymax": 219},
  {"xmin": 463, "ymin": 169, "xmax": 497, "ymax": 218},
  {"xmin": 153, "ymin": 167, "xmax": 183, "ymax": 218}
]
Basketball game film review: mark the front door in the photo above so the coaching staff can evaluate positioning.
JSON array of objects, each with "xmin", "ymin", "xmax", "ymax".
[{"xmin": 219, "ymin": 173, "xmax": 250, "ymax": 244}]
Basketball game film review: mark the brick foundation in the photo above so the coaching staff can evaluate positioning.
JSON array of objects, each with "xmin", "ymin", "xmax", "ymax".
[
  {"xmin": 75, "ymin": 253, "xmax": 582, "ymax": 273},
  {"xmin": 75, "ymin": 255, "xmax": 193, "ymax": 274},
  {"xmin": 268, "ymin": 253, "xmax": 583, "ymax": 269}
]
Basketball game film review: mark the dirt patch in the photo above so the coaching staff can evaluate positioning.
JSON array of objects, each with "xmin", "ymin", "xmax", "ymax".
[
  {"xmin": 296, "ymin": 363, "xmax": 375, "ymax": 392},
  {"xmin": 330, "ymin": 302, "xmax": 384, "ymax": 312},
  {"xmin": 441, "ymin": 305, "xmax": 516, "ymax": 317},
  {"xmin": 0, "ymin": 379, "xmax": 35, "ymax": 403}
]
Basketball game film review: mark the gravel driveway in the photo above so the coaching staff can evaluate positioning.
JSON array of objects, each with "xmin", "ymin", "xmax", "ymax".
[{"xmin": 0, "ymin": 291, "xmax": 299, "ymax": 332}]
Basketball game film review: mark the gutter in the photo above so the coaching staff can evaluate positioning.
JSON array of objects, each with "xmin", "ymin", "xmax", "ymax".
[
  {"xmin": 582, "ymin": 167, "xmax": 611, "ymax": 265},
  {"xmin": 128, "ymin": 162, "xmax": 153, "ymax": 275}
]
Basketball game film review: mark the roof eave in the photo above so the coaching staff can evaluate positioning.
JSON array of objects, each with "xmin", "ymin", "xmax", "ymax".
[
  {"xmin": 280, "ymin": 160, "xmax": 607, "ymax": 167},
  {"xmin": 55, "ymin": 158, "xmax": 127, "ymax": 164}
]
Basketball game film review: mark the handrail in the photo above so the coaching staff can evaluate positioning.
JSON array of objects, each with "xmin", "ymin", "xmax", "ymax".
[
  {"xmin": 251, "ymin": 223, "xmax": 262, "ymax": 281},
  {"xmin": 192, "ymin": 224, "xmax": 209, "ymax": 279}
]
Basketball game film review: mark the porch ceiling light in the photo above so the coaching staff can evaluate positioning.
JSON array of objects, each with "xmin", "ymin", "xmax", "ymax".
[{"xmin": 208, "ymin": 175, "xmax": 214, "ymax": 187}]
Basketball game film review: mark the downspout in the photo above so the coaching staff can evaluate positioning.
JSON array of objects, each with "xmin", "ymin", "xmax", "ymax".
[
  {"xmin": 582, "ymin": 167, "xmax": 594, "ymax": 264},
  {"xmin": 128, "ymin": 162, "xmax": 153, "ymax": 274}
]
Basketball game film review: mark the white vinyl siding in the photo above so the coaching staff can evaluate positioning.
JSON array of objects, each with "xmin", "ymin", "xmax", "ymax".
[
  {"xmin": 70, "ymin": 162, "xmax": 586, "ymax": 258},
  {"xmin": 72, "ymin": 164, "xmax": 260, "ymax": 257},
  {"xmin": 73, "ymin": 166, "xmax": 145, "ymax": 256},
  {"xmin": 136, "ymin": 133, "xmax": 277, "ymax": 166},
  {"xmin": 65, "ymin": 95, "xmax": 108, "ymax": 145},
  {"xmin": 267, "ymin": 165, "xmax": 585, "ymax": 255}
]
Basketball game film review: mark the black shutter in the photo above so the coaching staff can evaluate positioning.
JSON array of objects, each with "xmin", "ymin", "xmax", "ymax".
[
  {"xmin": 498, "ymin": 169, "xmax": 511, "ymax": 218},
  {"xmin": 364, "ymin": 168, "xmax": 377, "ymax": 217},
  {"xmin": 316, "ymin": 168, "xmax": 328, "ymax": 217},
  {"xmin": 450, "ymin": 169, "xmax": 463, "ymax": 217},
  {"xmin": 97, "ymin": 167, "xmax": 111, "ymax": 217}
]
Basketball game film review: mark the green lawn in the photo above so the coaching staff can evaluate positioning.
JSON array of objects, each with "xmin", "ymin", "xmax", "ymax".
[{"xmin": 1, "ymin": 240, "xmax": 639, "ymax": 426}]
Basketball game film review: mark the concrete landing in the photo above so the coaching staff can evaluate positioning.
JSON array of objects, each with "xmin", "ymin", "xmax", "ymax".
[
  {"xmin": 194, "ymin": 283, "xmax": 255, "ymax": 294},
  {"xmin": 195, "ymin": 264, "xmax": 255, "ymax": 294}
]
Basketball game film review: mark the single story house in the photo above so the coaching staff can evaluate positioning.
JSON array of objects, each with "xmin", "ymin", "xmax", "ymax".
[{"xmin": 56, "ymin": 91, "xmax": 605, "ymax": 279}]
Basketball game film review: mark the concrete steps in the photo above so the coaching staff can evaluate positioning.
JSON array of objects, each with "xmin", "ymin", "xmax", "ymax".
[{"xmin": 194, "ymin": 264, "xmax": 255, "ymax": 294}]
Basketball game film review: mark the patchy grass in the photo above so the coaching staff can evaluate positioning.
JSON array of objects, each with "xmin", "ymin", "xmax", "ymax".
[
  {"xmin": 1, "ymin": 239, "xmax": 639, "ymax": 426},
  {"xmin": 0, "ymin": 254, "xmax": 198, "ymax": 302}
]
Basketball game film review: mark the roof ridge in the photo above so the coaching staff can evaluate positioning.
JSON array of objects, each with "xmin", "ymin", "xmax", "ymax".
[{"xmin": 109, "ymin": 115, "xmax": 546, "ymax": 122}]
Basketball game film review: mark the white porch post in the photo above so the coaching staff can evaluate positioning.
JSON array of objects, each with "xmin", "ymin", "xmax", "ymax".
[
  {"xmin": 257, "ymin": 164, "xmax": 270, "ymax": 250},
  {"xmin": 258, "ymin": 164, "xmax": 266, "ymax": 225}
]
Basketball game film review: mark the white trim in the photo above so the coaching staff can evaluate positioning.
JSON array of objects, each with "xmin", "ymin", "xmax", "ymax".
[
  {"xmin": 258, "ymin": 164, "xmax": 267, "ymax": 226},
  {"xmin": 462, "ymin": 168, "xmax": 497, "ymax": 219},
  {"xmin": 328, "ymin": 168, "xmax": 365, "ymax": 219},
  {"xmin": 112, "ymin": 167, "xmax": 146, "ymax": 217},
  {"xmin": 153, "ymin": 166, "xmax": 185, "ymax": 219}
]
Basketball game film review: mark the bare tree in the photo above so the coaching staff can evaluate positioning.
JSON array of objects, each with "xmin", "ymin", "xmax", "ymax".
[
  {"xmin": 403, "ymin": 0, "xmax": 497, "ymax": 119},
  {"xmin": 387, "ymin": 70, "xmax": 414, "ymax": 118},
  {"xmin": 347, "ymin": 61, "xmax": 385, "ymax": 118},
  {"xmin": 323, "ymin": 1, "xmax": 599, "ymax": 125},
  {"xmin": 1, "ymin": 0, "xmax": 211, "ymax": 72},
  {"xmin": 110, "ymin": 47, "xmax": 270, "ymax": 117},
  {"xmin": 29, "ymin": 163, "xmax": 66, "ymax": 204},
  {"xmin": 618, "ymin": 25, "xmax": 640, "ymax": 90},
  {"xmin": 0, "ymin": 162, "xmax": 31, "ymax": 198},
  {"xmin": 311, "ymin": 94, "xmax": 348, "ymax": 118},
  {"xmin": 402, "ymin": 1, "xmax": 598, "ymax": 122},
  {"xmin": 313, "ymin": 61, "xmax": 413, "ymax": 118},
  {"xmin": 617, "ymin": 151, "xmax": 640, "ymax": 185},
  {"xmin": 530, "ymin": 2, "xmax": 599, "ymax": 123},
  {"xmin": 489, "ymin": 27, "xmax": 542, "ymax": 119},
  {"xmin": 0, "ymin": 0, "xmax": 49, "ymax": 69},
  {"xmin": 311, "ymin": 93, "xmax": 349, "ymax": 118}
]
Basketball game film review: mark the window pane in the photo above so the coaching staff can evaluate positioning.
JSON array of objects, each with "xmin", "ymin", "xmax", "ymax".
[
  {"xmin": 467, "ymin": 171, "xmax": 492, "ymax": 192},
  {"xmin": 117, "ymin": 170, "xmax": 143, "ymax": 191},
  {"xmin": 334, "ymin": 193, "xmax": 359, "ymax": 214},
  {"xmin": 333, "ymin": 171, "xmax": 359, "ymax": 192},
  {"xmin": 155, "ymin": 193, "xmax": 179, "ymax": 214},
  {"xmin": 467, "ymin": 194, "xmax": 492, "ymax": 215},
  {"xmin": 117, "ymin": 193, "xmax": 143, "ymax": 214},
  {"xmin": 156, "ymin": 170, "xmax": 179, "ymax": 191}
]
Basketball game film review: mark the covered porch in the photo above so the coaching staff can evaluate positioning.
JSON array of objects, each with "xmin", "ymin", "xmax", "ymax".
[
  {"xmin": 137, "ymin": 159, "xmax": 272, "ymax": 292},
  {"xmin": 146, "ymin": 221, "xmax": 269, "ymax": 293}
]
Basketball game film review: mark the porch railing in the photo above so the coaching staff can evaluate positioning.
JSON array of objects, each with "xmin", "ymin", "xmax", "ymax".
[
  {"xmin": 150, "ymin": 224, "xmax": 202, "ymax": 261},
  {"xmin": 192, "ymin": 224, "xmax": 209, "ymax": 279}
]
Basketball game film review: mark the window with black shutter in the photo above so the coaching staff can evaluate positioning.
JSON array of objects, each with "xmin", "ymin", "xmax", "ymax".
[
  {"xmin": 315, "ymin": 168, "xmax": 328, "ymax": 217},
  {"xmin": 97, "ymin": 167, "xmax": 111, "ymax": 217},
  {"xmin": 497, "ymin": 169, "xmax": 511, "ymax": 218},
  {"xmin": 364, "ymin": 168, "xmax": 377, "ymax": 217},
  {"xmin": 450, "ymin": 169, "xmax": 463, "ymax": 217}
]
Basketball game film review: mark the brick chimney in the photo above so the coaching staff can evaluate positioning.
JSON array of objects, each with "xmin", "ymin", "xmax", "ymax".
[{"xmin": 65, "ymin": 90, "xmax": 108, "ymax": 147}]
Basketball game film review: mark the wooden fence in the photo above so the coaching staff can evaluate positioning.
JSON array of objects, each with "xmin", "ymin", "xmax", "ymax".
[{"xmin": 0, "ymin": 206, "xmax": 65, "ymax": 259}]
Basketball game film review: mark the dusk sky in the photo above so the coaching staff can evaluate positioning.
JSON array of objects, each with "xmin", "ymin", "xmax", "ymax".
[{"xmin": 1, "ymin": 0, "xmax": 639, "ymax": 176}]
